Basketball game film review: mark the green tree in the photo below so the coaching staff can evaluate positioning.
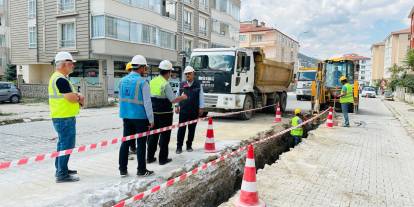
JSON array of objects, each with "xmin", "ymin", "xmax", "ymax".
[
  {"xmin": 388, "ymin": 64, "xmax": 405, "ymax": 80},
  {"xmin": 405, "ymin": 49, "xmax": 414, "ymax": 71},
  {"xmin": 4, "ymin": 64, "xmax": 16, "ymax": 82}
]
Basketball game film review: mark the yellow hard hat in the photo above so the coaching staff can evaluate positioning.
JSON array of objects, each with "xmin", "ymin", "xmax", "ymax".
[
  {"xmin": 339, "ymin": 76, "xmax": 347, "ymax": 81},
  {"xmin": 125, "ymin": 62, "xmax": 133, "ymax": 71},
  {"xmin": 294, "ymin": 108, "xmax": 301, "ymax": 115}
]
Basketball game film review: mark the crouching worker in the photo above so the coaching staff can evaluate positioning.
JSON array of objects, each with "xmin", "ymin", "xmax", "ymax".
[{"xmin": 290, "ymin": 108, "xmax": 304, "ymax": 145}]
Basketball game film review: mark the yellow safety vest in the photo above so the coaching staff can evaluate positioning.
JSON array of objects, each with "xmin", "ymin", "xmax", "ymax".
[
  {"xmin": 48, "ymin": 72, "xmax": 80, "ymax": 118},
  {"xmin": 290, "ymin": 116, "xmax": 303, "ymax": 137},
  {"xmin": 340, "ymin": 83, "xmax": 354, "ymax": 104},
  {"xmin": 150, "ymin": 76, "xmax": 168, "ymax": 98}
]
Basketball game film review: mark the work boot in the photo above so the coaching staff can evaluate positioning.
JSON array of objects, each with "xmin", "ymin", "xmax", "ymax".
[
  {"xmin": 56, "ymin": 175, "xmax": 80, "ymax": 183},
  {"xmin": 186, "ymin": 147, "xmax": 193, "ymax": 152},
  {"xmin": 176, "ymin": 147, "xmax": 183, "ymax": 154},
  {"xmin": 147, "ymin": 157, "xmax": 157, "ymax": 164},
  {"xmin": 159, "ymin": 158, "xmax": 173, "ymax": 165},
  {"xmin": 55, "ymin": 169, "xmax": 77, "ymax": 177},
  {"xmin": 120, "ymin": 170, "xmax": 128, "ymax": 177}
]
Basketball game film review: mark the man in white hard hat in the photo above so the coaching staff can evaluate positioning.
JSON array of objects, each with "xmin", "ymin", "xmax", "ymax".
[
  {"xmin": 147, "ymin": 60, "xmax": 187, "ymax": 165},
  {"xmin": 118, "ymin": 55, "xmax": 155, "ymax": 177},
  {"xmin": 48, "ymin": 51, "xmax": 84, "ymax": 183},
  {"xmin": 175, "ymin": 66, "xmax": 205, "ymax": 154}
]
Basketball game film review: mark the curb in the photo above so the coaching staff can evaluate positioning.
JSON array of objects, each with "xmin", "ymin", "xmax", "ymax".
[{"xmin": 382, "ymin": 100, "xmax": 414, "ymax": 138}]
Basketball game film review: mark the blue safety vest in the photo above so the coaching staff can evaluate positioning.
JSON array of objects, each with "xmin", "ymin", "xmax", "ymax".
[{"xmin": 119, "ymin": 72, "xmax": 147, "ymax": 119}]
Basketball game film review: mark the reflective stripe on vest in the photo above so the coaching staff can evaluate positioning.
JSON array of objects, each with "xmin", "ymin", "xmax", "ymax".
[
  {"xmin": 150, "ymin": 76, "xmax": 168, "ymax": 98},
  {"xmin": 48, "ymin": 72, "xmax": 80, "ymax": 118},
  {"xmin": 290, "ymin": 116, "xmax": 303, "ymax": 137},
  {"xmin": 340, "ymin": 83, "xmax": 354, "ymax": 104},
  {"xmin": 119, "ymin": 79, "xmax": 144, "ymax": 105}
]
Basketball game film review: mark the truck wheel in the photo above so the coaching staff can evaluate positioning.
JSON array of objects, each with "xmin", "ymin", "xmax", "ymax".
[
  {"xmin": 280, "ymin": 92, "xmax": 287, "ymax": 112},
  {"xmin": 240, "ymin": 95, "xmax": 253, "ymax": 120}
]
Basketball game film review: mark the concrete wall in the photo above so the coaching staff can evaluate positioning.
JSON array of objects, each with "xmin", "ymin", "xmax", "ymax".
[
  {"xmin": 17, "ymin": 64, "xmax": 53, "ymax": 84},
  {"xmin": 371, "ymin": 44, "xmax": 385, "ymax": 82}
]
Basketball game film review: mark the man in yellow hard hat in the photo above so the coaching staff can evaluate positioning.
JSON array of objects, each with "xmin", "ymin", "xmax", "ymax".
[
  {"xmin": 337, "ymin": 76, "xmax": 353, "ymax": 127},
  {"xmin": 125, "ymin": 62, "xmax": 133, "ymax": 72},
  {"xmin": 290, "ymin": 108, "xmax": 304, "ymax": 145}
]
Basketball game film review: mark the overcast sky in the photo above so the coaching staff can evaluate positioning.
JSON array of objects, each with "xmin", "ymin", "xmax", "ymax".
[{"xmin": 240, "ymin": 0, "xmax": 412, "ymax": 59}]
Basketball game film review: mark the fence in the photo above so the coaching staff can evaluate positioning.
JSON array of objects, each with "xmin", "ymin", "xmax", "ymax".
[
  {"xmin": 18, "ymin": 76, "xmax": 108, "ymax": 108},
  {"xmin": 395, "ymin": 87, "xmax": 414, "ymax": 104}
]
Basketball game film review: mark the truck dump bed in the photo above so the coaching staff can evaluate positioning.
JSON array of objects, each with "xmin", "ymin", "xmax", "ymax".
[{"xmin": 253, "ymin": 50, "xmax": 294, "ymax": 93}]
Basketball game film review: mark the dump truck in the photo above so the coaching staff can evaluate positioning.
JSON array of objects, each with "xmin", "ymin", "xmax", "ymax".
[
  {"xmin": 189, "ymin": 48, "xmax": 294, "ymax": 120},
  {"xmin": 295, "ymin": 67, "xmax": 317, "ymax": 100},
  {"xmin": 311, "ymin": 58, "xmax": 360, "ymax": 113}
]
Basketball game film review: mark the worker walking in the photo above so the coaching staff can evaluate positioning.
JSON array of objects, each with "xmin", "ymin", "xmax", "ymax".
[
  {"xmin": 290, "ymin": 108, "xmax": 304, "ymax": 145},
  {"xmin": 175, "ymin": 66, "xmax": 205, "ymax": 154},
  {"xmin": 118, "ymin": 55, "xmax": 154, "ymax": 177},
  {"xmin": 338, "ymin": 76, "xmax": 353, "ymax": 127},
  {"xmin": 49, "ymin": 52, "xmax": 83, "ymax": 183},
  {"xmin": 147, "ymin": 60, "xmax": 187, "ymax": 165},
  {"xmin": 124, "ymin": 62, "xmax": 137, "ymax": 155}
]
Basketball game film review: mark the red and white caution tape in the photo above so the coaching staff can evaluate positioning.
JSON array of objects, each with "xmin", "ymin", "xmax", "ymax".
[
  {"xmin": 0, "ymin": 104, "xmax": 279, "ymax": 171},
  {"xmin": 112, "ymin": 108, "xmax": 330, "ymax": 207}
]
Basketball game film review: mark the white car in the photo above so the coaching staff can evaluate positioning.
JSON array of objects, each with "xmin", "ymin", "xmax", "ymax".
[{"xmin": 361, "ymin": 87, "xmax": 376, "ymax": 98}]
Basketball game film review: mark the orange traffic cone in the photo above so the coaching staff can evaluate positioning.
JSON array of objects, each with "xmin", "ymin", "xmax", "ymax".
[
  {"xmin": 235, "ymin": 145, "xmax": 266, "ymax": 207},
  {"xmin": 326, "ymin": 107, "xmax": 334, "ymax": 128},
  {"xmin": 273, "ymin": 104, "xmax": 282, "ymax": 123},
  {"xmin": 204, "ymin": 117, "xmax": 217, "ymax": 153}
]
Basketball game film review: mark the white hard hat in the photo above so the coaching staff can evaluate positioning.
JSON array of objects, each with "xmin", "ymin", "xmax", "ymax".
[
  {"xmin": 131, "ymin": 55, "xmax": 147, "ymax": 66},
  {"xmin": 159, "ymin": 60, "xmax": 173, "ymax": 71},
  {"xmin": 55, "ymin": 52, "xmax": 76, "ymax": 63},
  {"xmin": 184, "ymin": 66, "xmax": 195, "ymax": 74}
]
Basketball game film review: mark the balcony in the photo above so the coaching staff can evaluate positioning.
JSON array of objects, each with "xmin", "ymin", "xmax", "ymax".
[
  {"xmin": 183, "ymin": 23, "xmax": 193, "ymax": 33},
  {"xmin": 199, "ymin": 27, "xmax": 208, "ymax": 37}
]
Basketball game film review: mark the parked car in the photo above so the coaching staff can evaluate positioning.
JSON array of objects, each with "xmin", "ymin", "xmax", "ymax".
[
  {"xmin": 383, "ymin": 90, "xmax": 394, "ymax": 101},
  {"xmin": 0, "ymin": 82, "xmax": 21, "ymax": 103},
  {"xmin": 361, "ymin": 87, "xmax": 376, "ymax": 98}
]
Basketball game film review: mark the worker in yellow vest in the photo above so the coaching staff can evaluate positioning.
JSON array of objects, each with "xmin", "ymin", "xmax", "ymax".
[
  {"xmin": 338, "ymin": 76, "xmax": 353, "ymax": 127},
  {"xmin": 147, "ymin": 60, "xmax": 187, "ymax": 165},
  {"xmin": 290, "ymin": 108, "xmax": 304, "ymax": 145},
  {"xmin": 48, "ymin": 52, "xmax": 84, "ymax": 183}
]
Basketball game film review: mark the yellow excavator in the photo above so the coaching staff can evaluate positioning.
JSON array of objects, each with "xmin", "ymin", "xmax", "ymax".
[{"xmin": 311, "ymin": 58, "xmax": 360, "ymax": 113}]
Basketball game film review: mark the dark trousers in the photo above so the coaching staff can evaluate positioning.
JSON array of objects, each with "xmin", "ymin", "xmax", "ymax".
[
  {"xmin": 177, "ymin": 112, "xmax": 199, "ymax": 149},
  {"xmin": 119, "ymin": 119, "xmax": 149, "ymax": 173},
  {"xmin": 147, "ymin": 112, "xmax": 173, "ymax": 162}
]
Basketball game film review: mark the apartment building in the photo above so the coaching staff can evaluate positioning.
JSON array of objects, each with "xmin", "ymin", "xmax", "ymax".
[
  {"xmin": 10, "ymin": 0, "xmax": 178, "ymax": 96},
  {"xmin": 383, "ymin": 28, "xmax": 410, "ymax": 79},
  {"xmin": 370, "ymin": 42, "xmax": 385, "ymax": 83},
  {"xmin": 210, "ymin": 0, "xmax": 240, "ymax": 48},
  {"xmin": 177, "ymin": 0, "xmax": 211, "ymax": 63},
  {"xmin": 239, "ymin": 19, "xmax": 299, "ymax": 72},
  {"xmin": 0, "ymin": 0, "xmax": 9, "ymax": 78},
  {"xmin": 409, "ymin": 6, "xmax": 414, "ymax": 49},
  {"xmin": 343, "ymin": 53, "xmax": 372, "ymax": 86}
]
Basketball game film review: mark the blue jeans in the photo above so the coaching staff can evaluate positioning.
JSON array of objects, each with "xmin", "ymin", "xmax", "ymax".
[
  {"xmin": 52, "ymin": 117, "xmax": 76, "ymax": 179},
  {"xmin": 341, "ymin": 103, "xmax": 350, "ymax": 126},
  {"xmin": 293, "ymin": 136, "xmax": 301, "ymax": 145}
]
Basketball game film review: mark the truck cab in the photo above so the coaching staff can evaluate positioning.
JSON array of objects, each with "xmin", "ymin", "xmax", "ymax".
[
  {"xmin": 296, "ymin": 68, "xmax": 317, "ymax": 100},
  {"xmin": 190, "ymin": 48, "xmax": 255, "ymax": 113}
]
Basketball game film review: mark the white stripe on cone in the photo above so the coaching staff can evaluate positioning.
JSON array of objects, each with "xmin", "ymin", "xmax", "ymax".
[
  {"xmin": 240, "ymin": 180, "xmax": 257, "ymax": 192},
  {"xmin": 245, "ymin": 158, "xmax": 255, "ymax": 167},
  {"xmin": 205, "ymin": 138, "xmax": 215, "ymax": 143}
]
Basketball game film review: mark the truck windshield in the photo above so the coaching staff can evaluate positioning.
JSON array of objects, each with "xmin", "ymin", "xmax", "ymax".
[
  {"xmin": 298, "ymin": 72, "xmax": 316, "ymax": 81},
  {"xmin": 190, "ymin": 55, "xmax": 235, "ymax": 72},
  {"xmin": 325, "ymin": 62, "xmax": 354, "ymax": 87}
]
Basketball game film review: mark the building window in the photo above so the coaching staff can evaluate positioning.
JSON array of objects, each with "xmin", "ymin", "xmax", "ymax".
[
  {"xmin": 199, "ymin": 16, "xmax": 208, "ymax": 36},
  {"xmin": 0, "ymin": 34, "xmax": 5, "ymax": 47},
  {"xmin": 252, "ymin": 34, "xmax": 263, "ymax": 42},
  {"xmin": 142, "ymin": 24, "xmax": 157, "ymax": 44},
  {"xmin": 59, "ymin": 0, "xmax": 75, "ymax": 13},
  {"xmin": 183, "ymin": 10, "xmax": 192, "ymax": 32},
  {"xmin": 183, "ymin": 0, "xmax": 191, "ymax": 4},
  {"xmin": 165, "ymin": 0, "xmax": 176, "ymax": 19},
  {"xmin": 28, "ymin": 26, "xmax": 37, "ymax": 48},
  {"xmin": 199, "ymin": 0, "xmax": 208, "ymax": 10},
  {"xmin": 239, "ymin": 35, "xmax": 247, "ymax": 41},
  {"xmin": 183, "ymin": 38, "xmax": 192, "ymax": 54},
  {"xmin": 92, "ymin": 15, "xmax": 104, "ymax": 38},
  {"xmin": 198, "ymin": 41, "xmax": 208, "ymax": 49},
  {"xmin": 159, "ymin": 30, "xmax": 175, "ymax": 49},
  {"xmin": 28, "ymin": 0, "xmax": 36, "ymax": 19},
  {"xmin": 59, "ymin": 22, "xmax": 75, "ymax": 48},
  {"xmin": 119, "ymin": 0, "xmax": 162, "ymax": 14}
]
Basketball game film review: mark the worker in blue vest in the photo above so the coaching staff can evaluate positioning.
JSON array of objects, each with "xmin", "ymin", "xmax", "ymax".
[
  {"xmin": 118, "ymin": 55, "xmax": 154, "ymax": 177},
  {"xmin": 147, "ymin": 60, "xmax": 187, "ymax": 165},
  {"xmin": 290, "ymin": 108, "xmax": 304, "ymax": 145},
  {"xmin": 175, "ymin": 66, "xmax": 205, "ymax": 154},
  {"xmin": 337, "ymin": 76, "xmax": 354, "ymax": 127}
]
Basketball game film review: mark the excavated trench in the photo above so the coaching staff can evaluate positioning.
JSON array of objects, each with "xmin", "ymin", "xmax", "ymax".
[{"xmin": 106, "ymin": 114, "xmax": 326, "ymax": 207}]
